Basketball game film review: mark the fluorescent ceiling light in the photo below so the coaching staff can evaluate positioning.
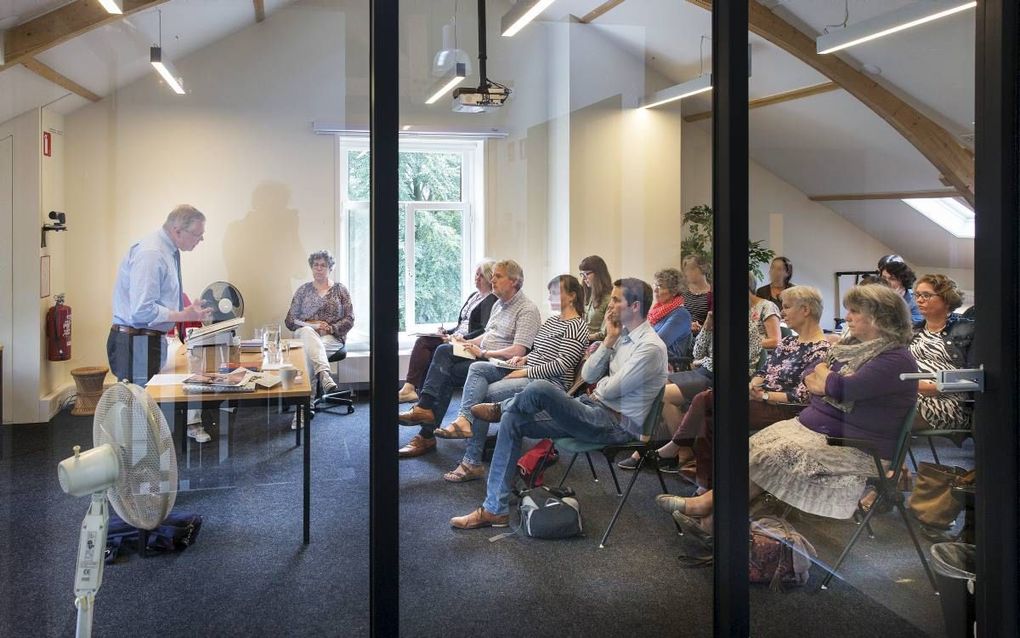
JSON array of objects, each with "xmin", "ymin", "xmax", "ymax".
[
  {"xmin": 501, "ymin": 0, "xmax": 557, "ymax": 37},
  {"xmin": 817, "ymin": 1, "xmax": 976, "ymax": 54},
  {"xmin": 902, "ymin": 197, "xmax": 974, "ymax": 238},
  {"xmin": 150, "ymin": 46, "xmax": 185, "ymax": 95},
  {"xmin": 97, "ymin": 0, "xmax": 124, "ymax": 14},
  {"xmin": 639, "ymin": 74, "xmax": 712, "ymax": 109},
  {"xmin": 425, "ymin": 62, "xmax": 468, "ymax": 105}
]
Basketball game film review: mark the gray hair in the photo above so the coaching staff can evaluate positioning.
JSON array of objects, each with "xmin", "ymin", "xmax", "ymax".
[
  {"xmin": 780, "ymin": 285, "xmax": 823, "ymax": 322},
  {"xmin": 477, "ymin": 258, "xmax": 497, "ymax": 282},
  {"xmin": 494, "ymin": 259, "xmax": 524, "ymax": 291},
  {"xmin": 163, "ymin": 205, "xmax": 205, "ymax": 233},
  {"xmin": 308, "ymin": 249, "xmax": 336, "ymax": 270},
  {"xmin": 653, "ymin": 268, "xmax": 684, "ymax": 297},
  {"xmin": 843, "ymin": 284, "xmax": 913, "ymax": 344}
]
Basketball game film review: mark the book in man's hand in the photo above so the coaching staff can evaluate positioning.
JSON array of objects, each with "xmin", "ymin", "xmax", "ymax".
[{"xmin": 451, "ymin": 342, "xmax": 477, "ymax": 360}]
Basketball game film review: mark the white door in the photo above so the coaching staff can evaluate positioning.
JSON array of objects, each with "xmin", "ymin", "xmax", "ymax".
[{"xmin": 0, "ymin": 136, "xmax": 12, "ymax": 423}]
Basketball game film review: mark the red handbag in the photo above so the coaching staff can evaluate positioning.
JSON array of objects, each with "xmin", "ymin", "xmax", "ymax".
[{"xmin": 517, "ymin": 439, "xmax": 558, "ymax": 487}]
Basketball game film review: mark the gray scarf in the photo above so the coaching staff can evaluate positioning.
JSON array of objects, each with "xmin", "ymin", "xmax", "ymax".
[{"xmin": 822, "ymin": 336, "xmax": 901, "ymax": 413}]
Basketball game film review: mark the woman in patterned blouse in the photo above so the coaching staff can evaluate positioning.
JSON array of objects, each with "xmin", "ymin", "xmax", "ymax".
[
  {"xmin": 653, "ymin": 286, "xmax": 830, "ymax": 482},
  {"xmin": 285, "ymin": 250, "xmax": 354, "ymax": 397}
]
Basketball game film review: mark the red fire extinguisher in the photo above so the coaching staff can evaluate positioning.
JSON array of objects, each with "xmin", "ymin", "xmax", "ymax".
[{"xmin": 47, "ymin": 294, "xmax": 72, "ymax": 361}]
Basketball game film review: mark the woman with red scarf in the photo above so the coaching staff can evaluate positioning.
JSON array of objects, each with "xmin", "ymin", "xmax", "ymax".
[{"xmin": 648, "ymin": 268, "xmax": 692, "ymax": 370}]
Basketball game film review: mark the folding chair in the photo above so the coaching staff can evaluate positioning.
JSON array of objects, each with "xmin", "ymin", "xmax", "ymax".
[
  {"xmin": 820, "ymin": 403, "xmax": 939, "ymax": 592},
  {"xmin": 535, "ymin": 386, "xmax": 668, "ymax": 548}
]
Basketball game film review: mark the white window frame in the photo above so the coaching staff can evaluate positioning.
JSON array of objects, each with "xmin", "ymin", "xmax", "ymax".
[{"xmin": 336, "ymin": 136, "xmax": 485, "ymax": 342}]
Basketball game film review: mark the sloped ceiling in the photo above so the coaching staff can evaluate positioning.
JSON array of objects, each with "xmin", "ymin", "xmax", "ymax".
[{"xmin": 0, "ymin": 0, "xmax": 976, "ymax": 269}]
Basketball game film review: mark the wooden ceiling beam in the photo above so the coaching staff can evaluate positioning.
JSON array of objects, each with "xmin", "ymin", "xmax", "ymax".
[
  {"xmin": 686, "ymin": 0, "xmax": 975, "ymax": 206},
  {"xmin": 809, "ymin": 189, "xmax": 962, "ymax": 202},
  {"xmin": 21, "ymin": 57, "xmax": 100, "ymax": 102},
  {"xmin": 685, "ymin": 81, "xmax": 839, "ymax": 122},
  {"xmin": 580, "ymin": 0, "xmax": 627, "ymax": 24},
  {"xmin": 1, "ymin": 0, "xmax": 170, "ymax": 72},
  {"xmin": 254, "ymin": 0, "xmax": 266, "ymax": 24}
]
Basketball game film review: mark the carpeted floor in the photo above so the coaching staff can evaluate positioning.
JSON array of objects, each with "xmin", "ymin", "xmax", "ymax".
[{"xmin": 0, "ymin": 393, "xmax": 968, "ymax": 637}]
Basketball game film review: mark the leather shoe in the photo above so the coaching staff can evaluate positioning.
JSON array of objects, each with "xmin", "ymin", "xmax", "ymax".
[
  {"xmin": 398, "ymin": 434, "xmax": 436, "ymax": 458},
  {"xmin": 470, "ymin": 402, "xmax": 502, "ymax": 423},
  {"xmin": 451, "ymin": 507, "xmax": 509, "ymax": 529},
  {"xmin": 434, "ymin": 418, "xmax": 473, "ymax": 439},
  {"xmin": 398, "ymin": 405, "xmax": 435, "ymax": 426}
]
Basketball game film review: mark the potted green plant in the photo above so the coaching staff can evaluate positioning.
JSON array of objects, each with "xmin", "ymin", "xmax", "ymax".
[{"xmin": 681, "ymin": 204, "xmax": 775, "ymax": 282}]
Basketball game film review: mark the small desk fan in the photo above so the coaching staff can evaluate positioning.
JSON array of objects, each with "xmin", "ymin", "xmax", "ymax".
[
  {"xmin": 57, "ymin": 382, "xmax": 178, "ymax": 638},
  {"xmin": 200, "ymin": 281, "xmax": 245, "ymax": 323}
]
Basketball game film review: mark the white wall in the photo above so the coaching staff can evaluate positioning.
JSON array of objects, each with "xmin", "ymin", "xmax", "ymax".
[{"xmin": 681, "ymin": 122, "xmax": 974, "ymax": 330}]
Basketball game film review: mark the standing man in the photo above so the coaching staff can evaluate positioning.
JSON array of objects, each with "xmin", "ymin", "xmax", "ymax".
[
  {"xmin": 450, "ymin": 278, "xmax": 667, "ymax": 529},
  {"xmin": 109, "ymin": 205, "xmax": 212, "ymax": 439}
]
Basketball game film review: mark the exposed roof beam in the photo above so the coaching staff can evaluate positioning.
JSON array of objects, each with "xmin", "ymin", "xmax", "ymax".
[
  {"xmin": 21, "ymin": 57, "xmax": 100, "ymax": 102},
  {"xmin": 254, "ymin": 0, "xmax": 266, "ymax": 24},
  {"xmin": 580, "ymin": 0, "xmax": 627, "ymax": 24},
  {"xmin": 685, "ymin": 81, "xmax": 839, "ymax": 122},
  {"xmin": 1, "ymin": 0, "xmax": 169, "ymax": 73},
  {"xmin": 809, "ymin": 189, "xmax": 961, "ymax": 202},
  {"xmin": 686, "ymin": 0, "xmax": 975, "ymax": 206}
]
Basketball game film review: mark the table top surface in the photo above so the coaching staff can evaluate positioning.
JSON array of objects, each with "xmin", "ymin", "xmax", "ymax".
[{"xmin": 146, "ymin": 345, "xmax": 312, "ymax": 404}]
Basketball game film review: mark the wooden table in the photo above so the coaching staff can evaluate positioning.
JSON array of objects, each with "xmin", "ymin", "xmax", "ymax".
[{"xmin": 146, "ymin": 345, "xmax": 314, "ymax": 543}]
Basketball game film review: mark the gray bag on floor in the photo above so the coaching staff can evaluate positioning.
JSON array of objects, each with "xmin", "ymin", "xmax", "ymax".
[{"xmin": 518, "ymin": 486, "xmax": 582, "ymax": 539}]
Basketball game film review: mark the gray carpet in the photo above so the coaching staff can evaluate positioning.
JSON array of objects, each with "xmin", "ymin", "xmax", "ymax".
[{"xmin": 0, "ymin": 394, "xmax": 964, "ymax": 637}]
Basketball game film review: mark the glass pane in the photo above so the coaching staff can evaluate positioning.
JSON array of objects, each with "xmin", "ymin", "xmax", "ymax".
[
  {"xmin": 413, "ymin": 209, "xmax": 464, "ymax": 326},
  {"xmin": 398, "ymin": 205, "xmax": 407, "ymax": 332},
  {"xmin": 347, "ymin": 149, "xmax": 371, "ymax": 201},
  {"xmin": 398, "ymin": 152, "xmax": 462, "ymax": 201}
]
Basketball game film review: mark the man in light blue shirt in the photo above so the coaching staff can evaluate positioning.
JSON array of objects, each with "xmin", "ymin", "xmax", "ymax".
[
  {"xmin": 451, "ymin": 278, "xmax": 668, "ymax": 529},
  {"xmin": 108, "ymin": 206, "xmax": 211, "ymax": 432}
]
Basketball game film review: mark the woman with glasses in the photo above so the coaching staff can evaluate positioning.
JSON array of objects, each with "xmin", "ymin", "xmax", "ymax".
[
  {"xmin": 650, "ymin": 268, "xmax": 693, "ymax": 370},
  {"xmin": 910, "ymin": 274, "xmax": 976, "ymax": 430},
  {"xmin": 577, "ymin": 255, "xmax": 613, "ymax": 342},
  {"xmin": 879, "ymin": 256, "xmax": 923, "ymax": 322}
]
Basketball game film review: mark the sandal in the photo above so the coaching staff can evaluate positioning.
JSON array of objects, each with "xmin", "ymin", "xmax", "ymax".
[
  {"xmin": 443, "ymin": 462, "xmax": 485, "ymax": 483},
  {"xmin": 434, "ymin": 418, "xmax": 473, "ymax": 440}
]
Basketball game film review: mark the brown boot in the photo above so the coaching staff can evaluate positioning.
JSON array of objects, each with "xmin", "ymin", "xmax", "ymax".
[
  {"xmin": 398, "ymin": 434, "xmax": 436, "ymax": 458},
  {"xmin": 398, "ymin": 405, "xmax": 435, "ymax": 426},
  {"xmin": 451, "ymin": 507, "xmax": 509, "ymax": 529},
  {"xmin": 470, "ymin": 402, "xmax": 502, "ymax": 423}
]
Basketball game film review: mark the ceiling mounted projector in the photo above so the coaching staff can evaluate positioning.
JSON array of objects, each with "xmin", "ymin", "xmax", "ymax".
[{"xmin": 453, "ymin": 84, "xmax": 510, "ymax": 113}]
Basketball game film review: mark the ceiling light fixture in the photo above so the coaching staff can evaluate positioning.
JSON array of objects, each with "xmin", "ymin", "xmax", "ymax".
[
  {"xmin": 501, "ymin": 0, "xmax": 557, "ymax": 37},
  {"xmin": 432, "ymin": 3, "xmax": 472, "ymax": 78},
  {"xmin": 426, "ymin": 62, "xmax": 468, "ymax": 104},
  {"xmin": 817, "ymin": 1, "xmax": 976, "ymax": 55},
  {"xmin": 639, "ymin": 74, "xmax": 713, "ymax": 109},
  {"xmin": 149, "ymin": 10, "xmax": 184, "ymax": 95},
  {"xmin": 97, "ymin": 0, "xmax": 125, "ymax": 15}
]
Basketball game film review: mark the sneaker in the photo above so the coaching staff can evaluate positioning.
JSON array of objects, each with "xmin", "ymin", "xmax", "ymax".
[
  {"xmin": 658, "ymin": 457, "xmax": 681, "ymax": 474},
  {"xmin": 187, "ymin": 424, "xmax": 211, "ymax": 443},
  {"xmin": 617, "ymin": 455, "xmax": 641, "ymax": 470},
  {"xmin": 318, "ymin": 371, "xmax": 338, "ymax": 394}
]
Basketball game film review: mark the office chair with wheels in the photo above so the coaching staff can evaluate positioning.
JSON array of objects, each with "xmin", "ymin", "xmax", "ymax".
[{"xmin": 315, "ymin": 348, "xmax": 355, "ymax": 416}]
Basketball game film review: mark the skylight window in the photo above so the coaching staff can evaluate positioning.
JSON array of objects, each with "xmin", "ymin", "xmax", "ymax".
[{"xmin": 902, "ymin": 198, "xmax": 975, "ymax": 238}]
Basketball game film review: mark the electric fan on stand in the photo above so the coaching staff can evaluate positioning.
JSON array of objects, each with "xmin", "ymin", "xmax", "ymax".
[{"xmin": 57, "ymin": 383, "xmax": 178, "ymax": 638}]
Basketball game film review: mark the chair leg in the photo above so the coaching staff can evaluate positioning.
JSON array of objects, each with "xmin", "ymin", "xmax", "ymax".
[
  {"xmin": 603, "ymin": 452, "xmax": 623, "ymax": 496},
  {"xmin": 896, "ymin": 502, "xmax": 940, "ymax": 593},
  {"xmin": 821, "ymin": 494, "xmax": 885, "ymax": 590},
  {"xmin": 557, "ymin": 454, "xmax": 580, "ymax": 489},
  {"xmin": 927, "ymin": 437, "xmax": 941, "ymax": 465},
  {"xmin": 651, "ymin": 454, "xmax": 669, "ymax": 494},
  {"xmin": 530, "ymin": 446, "xmax": 556, "ymax": 489},
  {"xmin": 585, "ymin": 453, "xmax": 599, "ymax": 483},
  {"xmin": 907, "ymin": 446, "xmax": 919, "ymax": 472},
  {"xmin": 599, "ymin": 454, "xmax": 644, "ymax": 549}
]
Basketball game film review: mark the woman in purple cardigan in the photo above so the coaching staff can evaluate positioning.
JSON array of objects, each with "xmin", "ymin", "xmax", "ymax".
[{"xmin": 656, "ymin": 284, "xmax": 918, "ymax": 534}]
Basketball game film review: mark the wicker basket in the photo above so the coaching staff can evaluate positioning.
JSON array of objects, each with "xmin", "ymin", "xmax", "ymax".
[{"xmin": 70, "ymin": 366, "xmax": 109, "ymax": 416}]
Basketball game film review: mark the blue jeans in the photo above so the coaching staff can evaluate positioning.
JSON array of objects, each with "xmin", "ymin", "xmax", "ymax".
[
  {"xmin": 460, "ymin": 361, "xmax": 531, "ymax": 465},
  {"xmin": 419, "ymin": 343, "xmax": 474, "ymax": 431},
  {"xmin": 482, "ymin": 380, "xmax": 635, "ymax": 515}
]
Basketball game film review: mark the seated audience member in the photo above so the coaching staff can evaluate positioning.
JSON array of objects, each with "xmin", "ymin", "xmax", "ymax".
[
  {"xmin": 286, "ymin": 250, "xmax": 354, "ymax": 401},
  {"xmin": 449, "ymin": 278, "xmax": 668, "ymax": 529},
  {"xmin": 755, "ymin": 256, "xmax": 794, "ymax": 308},
  {"xmin": 656, "ymin": 285, "xmax": 919, "ymax": 534},
  {"xmin": 396, "ymin": 260, "xmax": 541, "ymax": 458},
  {"xmin": 681, "ymin": 255, "xmax": 713, "ymax": 334},
  {"xmin": 749, "ymin": 273, "xmax": 782, "ymax": 350},
  {"xmin": 434, "ymin": 275, "xmax": 589, "ymax": 482},
  {"xmin": 649, "ymin": 268, "xmax": 693, "ymax": 369},
  {"xmin": 578, "ymin": 255, "xmax": 613, "ymax": 342},
  {"xmin": 398, "ymin": 259, "xmax": 497, "ymax": 403},
  {"xmin": 879, "ymin": 255, "xmax": 923, "ymax": 322},
  {"xmin": 654, "ymin": 286, "xmax": 832, "ymax": 487},
  {"xmin": 910, "ymin": 274, "xmax": 975, "ymax": 430}
]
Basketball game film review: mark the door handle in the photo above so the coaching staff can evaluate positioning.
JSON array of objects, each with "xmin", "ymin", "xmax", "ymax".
[{"xmin": 900, "ymin": 366, "xmax": 984, "ymax": 393}]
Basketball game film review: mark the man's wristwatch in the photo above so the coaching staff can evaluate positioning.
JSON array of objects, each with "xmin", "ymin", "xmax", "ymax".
[{"xmin": 762, "ymin": 391, "xmax": 770, "ymax": 403}]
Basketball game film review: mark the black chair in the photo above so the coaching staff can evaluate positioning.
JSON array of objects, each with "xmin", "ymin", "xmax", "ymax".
[{"xmin": 315, "ymin": 348, "xmax": 355, "ymax": 416}]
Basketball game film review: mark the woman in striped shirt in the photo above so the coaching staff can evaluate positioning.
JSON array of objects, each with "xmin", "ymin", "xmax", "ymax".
[{"xmin": 434, "ymin": 275, "xmax": 590, "ymax": 482}]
